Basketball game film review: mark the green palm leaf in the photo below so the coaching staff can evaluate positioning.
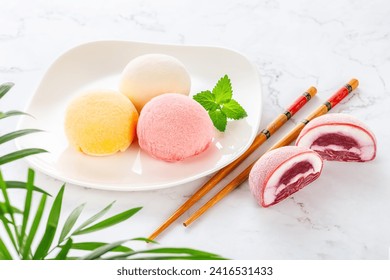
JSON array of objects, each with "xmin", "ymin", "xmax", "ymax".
[
  {"xmin": 55, "ymin": 238, "xmax": 73, "ymax": 260},
  {"xmin": 33, "ymin": 185, "xmax": 64, "ymax": 259},
  {"xmin": 20, "ymin": 169, "xmax": 34, "ymax": 247},
  {"xmin": 130, "ymin": 237, "xmax": 158, "ymax": 244},
  {"xmin": 71, "ymin": 242, "xmax": 133, "ymax": 253},
  {"xmin": 72, "ymin": 201, "xmax": 115, "ymax": 234},
  {"xmin": 73, "ymin": 207, "xmax": 142, "ymax": 236},
  {"xmin": 22, "ymin": 194, "xmax": 47, "ymax": 259},
  {"xmin": 80, "ymin": 240, "xmax": 129, "ymax": 260},
  {"xmin": 0, "ymin": 129, "xmax": 42, "ymax": 145},
  {"xmin": 0, "ymin": 171, "xmax": 14, "ymax": 219},
  {"xmin": 0, "ymin": 82, "xmax": 14, "ymax": 99},
  {"xmin": 107, "ymin": 247, "xmax": 224, "ymax": 260},
  {"xmin": 5, "ymin": 180, "xmax": 49, "ymax": 195},
  {"xmin": 58, "ymin": 203, "xmax": 86, "ymax": 244},
  {"xmin": 0, "ymin": 148, "xmax": 47, "ymax": 166},
  {"xmin": 0, "ymin": 216, "xmax": 18, "ymax": 253},
  {"xmin": 0, "ymin": 202, "xmax": 23, "ymax": 215},
  {"xmin": 0, "ymin": 171, "xmax": 19, "ymax": 243},
  {"xmin": 0, "ymin": 238, "xmax": 13, "ymax": 260},
  {"xmin": 0, "ymin": 110, "xmax": 31, "ymax": 120}
]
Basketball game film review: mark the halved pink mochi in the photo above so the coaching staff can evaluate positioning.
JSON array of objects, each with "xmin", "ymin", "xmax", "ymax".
[
  {"xmin": 249, "ymin": 146, "xmax": 323, "ymax": 207},
  {"xmin": 296, "ymin": 113, "xmax": 376, "ymax": 162}
]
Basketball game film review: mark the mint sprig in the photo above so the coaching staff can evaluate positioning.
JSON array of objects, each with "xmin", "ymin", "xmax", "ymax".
[{"xmin": 193, "ymin": 75, "xmax": 247, "ymax": 132}]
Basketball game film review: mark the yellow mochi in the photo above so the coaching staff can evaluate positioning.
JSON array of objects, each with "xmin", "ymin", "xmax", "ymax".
[{"xmin": 65, "ymin": 90, "xmax": 138, "ymax": 156}]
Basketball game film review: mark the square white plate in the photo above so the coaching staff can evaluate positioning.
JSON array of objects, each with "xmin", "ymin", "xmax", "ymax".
[{"xmin": 16, "ymin": 40, "xmax": 262, "ymax": 191}]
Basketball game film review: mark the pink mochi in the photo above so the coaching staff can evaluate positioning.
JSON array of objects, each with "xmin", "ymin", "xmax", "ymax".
[
  {"xmin": 249, "ymin": 146, "xmax": 323, "ymax": 207},
  {"xmin": 137, "ymin": 93, "xmax": 214, "ymax": 162},
  {"xmin": 296, "ymin": 113, "xmax": 377, "ymax": 162}
]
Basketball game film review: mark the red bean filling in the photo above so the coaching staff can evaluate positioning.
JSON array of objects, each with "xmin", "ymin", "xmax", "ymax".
[
  {"xmin": 311, "ymin": 132, "xmax": 363, "ymax": 161},
  {"xmin": 273, "ymin": 173, "xmax": 319, "ymax": 205},
  {"xmin": 316, "ymin": 149, "xmax": 362, "ymax": 162},
  {"xmin": 312, "ymin": 133, "xmax": 358, "ymax": 149},
  {"xmin": 270, "ymin": 161, "xmax": 319, "ymax": 206},
  {"xmin": 278, "ymin": 161, "xmax": 313, "ymax": 186}
]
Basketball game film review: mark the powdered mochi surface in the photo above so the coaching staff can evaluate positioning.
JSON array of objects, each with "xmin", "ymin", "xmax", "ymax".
[
  {"xmin": 249, "ymin": 146, "xmax": 323, "ymax": 207},
  {"xmin": 119, "ymin": 54, "xmax": 191, "ymax": 112},
  {"xmin": 296, "ymin": 113, "xmax": 377, "ymax": 162},
  {"xmin": 65, "ymin": 90, "xmax": 138, "ymax": 156},
  {"xmin": 137, "ymin": 93, "xmax": 214, "ymax": 162}
]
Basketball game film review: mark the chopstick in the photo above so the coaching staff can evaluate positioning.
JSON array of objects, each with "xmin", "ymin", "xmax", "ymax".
[
  {"xmin": 183, "ymin": 78, "xmax": 359, "ymax": 227},
  {"xmin": 148, "ymin": 86, "xmax": 317, "ymax": 240}
]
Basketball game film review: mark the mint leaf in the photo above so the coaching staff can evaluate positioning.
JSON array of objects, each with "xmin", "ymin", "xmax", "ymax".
[
  {"xmin": 221, "ymin": 99, "xmax": 248, "ymax": 120},
  {"xmin": 193, "ymin": 74, "xmax": 247, "ymax": 132},
  {"xmin": 193, "ymin": 91, "xmax": 218, "ymax": 111},
  {"xmin": 212, "ymin": 75, "xmax": 232, "ymax": 104},
  {"xmin": 208, "ymin": 110, "xmax": 227, "ymax": 132}
]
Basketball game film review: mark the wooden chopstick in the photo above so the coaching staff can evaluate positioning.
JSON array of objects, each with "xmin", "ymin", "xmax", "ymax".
[
  {"xmin": 183, "ymin": 78, "xmax": 359, "ymax": 227},
  {"xmin": 148, "ymin": 86, "xmax": 317, "ymax": 240}
]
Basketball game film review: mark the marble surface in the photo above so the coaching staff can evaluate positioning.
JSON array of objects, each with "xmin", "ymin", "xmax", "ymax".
[{"xmin": 1, "ymin": 0, "xmax": 389, "ymax": 259}]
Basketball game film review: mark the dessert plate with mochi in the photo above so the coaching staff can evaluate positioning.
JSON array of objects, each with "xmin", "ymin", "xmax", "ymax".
[{"xmin": 16, "ymin": 40, "xmax": 262, "ymax": 191}]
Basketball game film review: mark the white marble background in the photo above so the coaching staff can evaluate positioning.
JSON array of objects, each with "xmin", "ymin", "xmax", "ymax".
[{"xmin": 1, "ymin": 0, "xmax": 389, "ymax": 259}]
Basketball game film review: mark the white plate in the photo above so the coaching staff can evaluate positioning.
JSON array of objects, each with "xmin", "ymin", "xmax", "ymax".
[{"xmin": 16, "ymin": 40, "xmax": 262, "ymax": 191}]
